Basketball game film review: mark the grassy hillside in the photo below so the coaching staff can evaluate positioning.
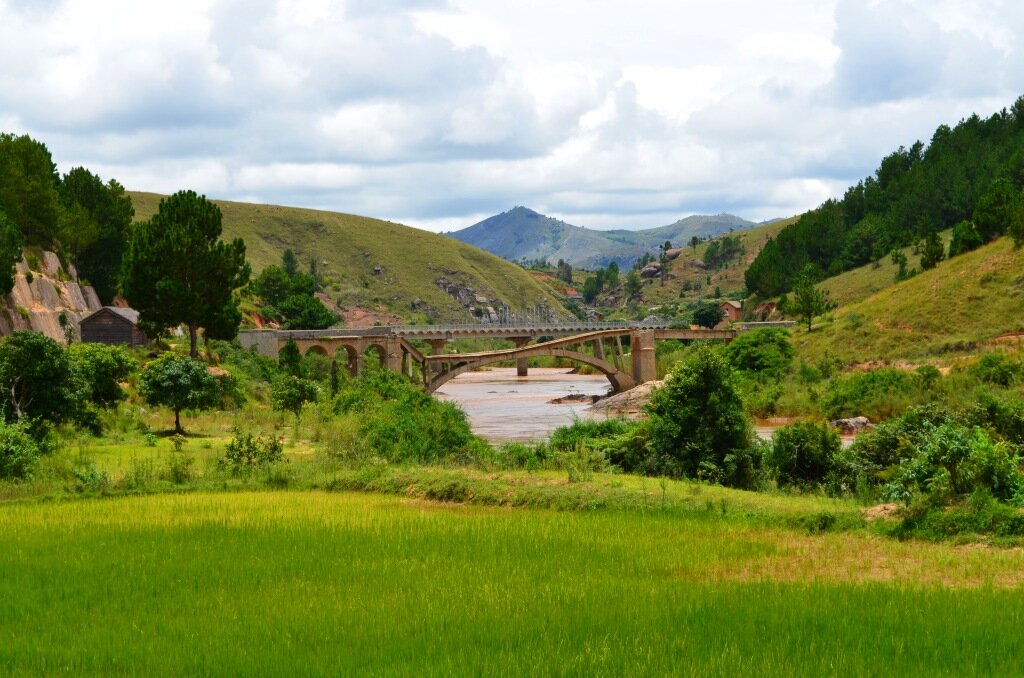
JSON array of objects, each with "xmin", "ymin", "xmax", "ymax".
[
  {"xmin": 797, "ymin": 236, "xmax": 1024, "ymax": 363},
  {"xmin": 627, "ymin": 216, "xmax": 798, "ymax": 311},
  {"xmin": 821, "ymin": 230, "xmax": 953, "ymax": 307},
  {"xmin": 130, "ymin": 192, "xmax": 566, "ymax": 324}
]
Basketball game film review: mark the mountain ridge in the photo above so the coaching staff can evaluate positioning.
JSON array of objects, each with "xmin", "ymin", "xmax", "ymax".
[{"xmin": 449, "ymin": 207, "xmax": 755, "ymax": 269}]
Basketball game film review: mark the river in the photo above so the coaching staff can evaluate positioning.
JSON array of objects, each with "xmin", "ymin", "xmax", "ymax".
[{"xmin": 435, "ymin": 367, "xmax": 854, "ymax": 446}]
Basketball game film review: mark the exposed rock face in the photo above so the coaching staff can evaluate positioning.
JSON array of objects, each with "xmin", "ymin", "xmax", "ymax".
[
  {"xmin": 0, "ymin": 252, "xmax": 103, "ymax": 343},
  {"xmin": 590, "ymin": 380, "xmax": 663, "ymax": 416},
  {"xmin": 830, "ymin": 416, "xmax": 874, "ymax": 435},
  {"xmin": 664, "ymin": 248, "xmax": 683, "ymax": 260},
  {"xmin": 639, "ymin": 262, "xmax": 661, "ymax": 278}
]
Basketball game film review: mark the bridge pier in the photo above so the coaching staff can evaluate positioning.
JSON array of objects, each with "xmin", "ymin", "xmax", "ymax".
[
  {"xmin": 630, "ymin": 330, "xmax": 657, "ymax": 384},
  {"xmin": 512, "ymin": 337, "xmax": 531, "ymax": 376},
  {"xmin": 592, "ymin": 338, "xmax": 605, "ymax": 361},
  {"xmin": 426, "ymin": 339, "xmax": 447, "ymax": 375}
]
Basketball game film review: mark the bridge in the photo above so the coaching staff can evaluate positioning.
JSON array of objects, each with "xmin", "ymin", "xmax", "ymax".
[{"xmin": 238, "ymin": 321, "xmax": 782, "ymax": 393}]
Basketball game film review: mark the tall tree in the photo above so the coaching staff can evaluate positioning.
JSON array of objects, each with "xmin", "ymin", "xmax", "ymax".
[
  {"xmin": 0, "ymin": 210, "xmax": 23, "ymax": 295},
  {"xmin": 58, "ymin": 168, "xmax": 134, "ymax": 302},
  {"xmin": 121, "ymin": 191, "xmax": 250, "ymax": 358},
  {"xmin": 0, "ymin": 134, "xmax": 61, "ymax": 244},
  {"xmin": 791, "ymin": 265, "xmax": 830, "ymax": 331},
  {"xmin": 919, "ymin": 231, "xmax": 945, "ymax": 270},
  {"xmin": 973, "ymin": 178, "xmax": 1022, "ymax": 242}
]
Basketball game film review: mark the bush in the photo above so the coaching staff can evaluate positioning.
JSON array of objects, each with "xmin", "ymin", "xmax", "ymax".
[
  {"xmin": 335, "ymin": 368, "xmax": 480, "ymax": 465},
  {"xmin": 645, "ymin": 345, "xmax": 757, "ymax": 487},
  {"xmin": 967, "ymin": 393, "xmax": 1024, "ymax": 445},
  {"xmin": 819, "ymin": 368, "xmax": 923, "ymax": 420},
  {"xmin": 724, "ymin": 328, "xmax": 794, "ymax": 379},
  {"xmin": 68, "ymin": 343, "xmax": 136, "ymax": 407},
  {"xmin": 138, "ymin": 353, "xmax": 219, "ymax": 433},
  {"xmin": 882, "ymin": 423, "xmax": 1022, "ymax": 506},
  {"xmin": 765, "ymin": 421, "xmax": 841, "ymax": 488},
  {"xmin": 0, "ymin": 331, "xmax": 85, "ymax": 432},
  {"xmin": 969, "ymin": 352, "xmax": 1022, "ymax": 387},
  {"xmin": 221, "ymin": 430, "xmax": 284, "ymax": 474},
  {"xmin": 0, "ymin": 419, "xmax": 41, "ymax": 480}
]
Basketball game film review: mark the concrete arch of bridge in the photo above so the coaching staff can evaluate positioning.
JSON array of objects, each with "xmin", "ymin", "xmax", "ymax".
[
  {"xmin": 333, "ymin": 344, "xmax": 359, "ymax": 377},
  {"xmin": 427, "ymin": 348, "xmax": 635, "ymax": 394},
  {"xmin": 304, "ymin": 344, "xmax": 328, "ymax": 357},
  {"xmin": 364, "ymin": 343, "xmax": 387, "ymax": 368}
]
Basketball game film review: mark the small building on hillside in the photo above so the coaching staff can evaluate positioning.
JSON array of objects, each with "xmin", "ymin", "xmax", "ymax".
[
  {"xmin": 721, "ymin": 300, "xmax": 742, "ymax": 322},
  {"xmin": 80, "ymin": 306, "xmax": 147, "ymax": 347}
]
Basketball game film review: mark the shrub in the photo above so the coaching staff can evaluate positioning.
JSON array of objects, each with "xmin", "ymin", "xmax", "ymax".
[
  {"xmin": 725, "ymin": 328, "xmax": 794, "ymax": 378},
  {"xmin": 969, "ymin": 352, "xmax": 1022, "ymax": 387},
  {"xmin": 882, "ymin": 423, "xmax": 1022, "ymax": 506},
  {"xmin": 0, "ymin": 331, "xmax": 85, "ymax": 433},
  {"xmin": 819, "ymin": 368, "xmax": 923, "ymax": 420},
  {"xmin": 68, "ymin": 342, "xmax": 136, "ymax": 407},
  {"xmin": 221, "ymin": 430, "xmax": 284, "ymax": 474},
  {"xmin": 967, "ymin": 393, "xmax": 1024, "ymax": 445},
  {"xmin": 765, "ymin": 421, "xmax": 841, "ymax": 488},
  {"xmin": 645, "ymin": 345, "xmax": 757, "ymax": 487},
  {"xmin": 0, "ymin": 419, "xmax": 41, "ymax": 480}
]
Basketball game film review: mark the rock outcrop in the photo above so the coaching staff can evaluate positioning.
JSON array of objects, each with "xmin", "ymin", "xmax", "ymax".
[{"xmin": 0, "ymin": 252, "xmax": 103, "ymax": 343}]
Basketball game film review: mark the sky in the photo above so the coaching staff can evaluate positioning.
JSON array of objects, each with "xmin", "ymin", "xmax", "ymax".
[{"xmin": 1, "ymin": 0, "xmax": 1023, "ymax": 232}]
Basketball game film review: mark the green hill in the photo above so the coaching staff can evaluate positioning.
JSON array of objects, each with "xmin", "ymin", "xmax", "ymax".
[
  {"xmin": 129, "ymin": 193, "xmax": 567, "ymax": 324},
  {"xmin": 796, "ymin": 236, "xmax": 1024, "ymax": 364}
]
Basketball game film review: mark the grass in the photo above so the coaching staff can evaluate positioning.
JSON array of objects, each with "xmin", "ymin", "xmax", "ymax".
[
  {"xmin": 128, "ymin": 191, "xmax": 566, "ymax": 324},
  {"xmin": 2, "ymin": 490, "xmax": 1023, "ymax": 675},
  {"xmin": 797, "ymin": 236, "xmax": 1024, "ymax": 364}
]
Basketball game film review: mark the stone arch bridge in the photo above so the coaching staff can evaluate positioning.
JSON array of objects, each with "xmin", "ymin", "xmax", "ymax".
[{"xmin": 239, "ymin": 323, "xmax": 741, "ymax": 394}]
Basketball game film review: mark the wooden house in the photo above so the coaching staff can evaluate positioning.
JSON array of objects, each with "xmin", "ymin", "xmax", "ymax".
[{"xmin": 80, "ymin": 306, "xmax": 147, "ymax": 347}]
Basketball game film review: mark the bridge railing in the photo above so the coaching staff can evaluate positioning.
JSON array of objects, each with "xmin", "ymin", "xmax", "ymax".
[{"xmin": 242, "ymin": 320, "xmax": 674, "ymax": 340}]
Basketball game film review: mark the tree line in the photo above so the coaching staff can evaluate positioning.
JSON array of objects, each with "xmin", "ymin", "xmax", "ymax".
[{"xmin": 746, "ymin": 96, "xmax": 1024, "ymax": 297}]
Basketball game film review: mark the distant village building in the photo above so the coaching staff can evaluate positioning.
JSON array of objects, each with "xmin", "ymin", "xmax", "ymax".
[
  {"xmin": 79, "ymin": 306, "xmax": 147, "ymax": 347},
  {"xmin": 721, "ymin": 300, "xmax": 742, "ymax": 322}
]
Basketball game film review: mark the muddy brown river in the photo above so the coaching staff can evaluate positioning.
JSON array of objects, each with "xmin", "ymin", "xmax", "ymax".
[{"xmin": 435, "ymin": 367, "xmax": 854, "ymax": 445}]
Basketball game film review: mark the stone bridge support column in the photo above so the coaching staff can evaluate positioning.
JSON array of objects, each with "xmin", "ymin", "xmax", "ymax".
[
  {"xmin": 631, "ymin": 330, "xmax": 657, "ymax": 384},
  {"xmin": 512, "ymin": 337, "xmax": 531, "ymax": 376},
  {"xmin": 592, "ymin": 338, "xmax": 605, "ymax": 361},
  {"xmin": 384, "ymin": 337, "xmax": 403, "ymax": 373},
  {"xmin": 426, "ymin": 339, "xmax": 447, "ymax": 375}
]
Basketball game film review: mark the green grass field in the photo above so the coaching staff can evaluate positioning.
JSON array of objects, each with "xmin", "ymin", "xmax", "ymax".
[{"xmin": 2, "ymin": 490, "xmax": 1023, "ymax": 676}]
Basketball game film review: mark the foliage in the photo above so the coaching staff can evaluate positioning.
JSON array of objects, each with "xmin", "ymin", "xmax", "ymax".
[
  {"xmin": 972, "ymin": 177, "xmax": 1022, "ymax": 242},
  {"xmin": 690, "ymin": 300, "xmax": 723, "ymax": 328},
  {"xmin": 273, "ymin": 294, "xmax": 336, "ymax": 329},
  {"xmin": 121, "ymin": 190, "xmax": 251, "ymax": 357},
  {"xmin": 58, "ymin": 168, "xmax": 134, "ymax": 303},
  {"xmin": 138, "ymin": 353, "xmax": 219, "ymax": 433},
  {"xmin": 555, "ymin": 259, "xmax": 573, "ymax": 284},
  {"xmin": 333, "ymin": 368, "xmax": 480, "ymax": 464},
  {"xmin": 791, "ymin": 264, "xmax": 831, "ymax": 331},
  {"xmin": 271, "ymin": 376, "xmax": 319, "ymax": 419},
  {"xmin": 278, "ymin": 340, "xmax": 303, "ymax": 376},
  {"xmin": 882, "ymin": 423, "xmax": 1022, "ymax": 507},
  {"xmin": 765, "ymin": 421, "xmax": 841, "ymax": 489},
  {"xmin": 0, "ymin": 133, "xmax": 61, "ymax": 244},
  {"xmin": 624, "ymin": 270, "xmax": 642, "ymax": 299},
  {"xmin": 919, "ymin": 230, "xmax": 944, "ymax": 270},
  {"xmin": 724, "ymin": 328, "xmax": 794, "ymax": 379},
  {"xmin": 948, "ymin": 220, "xmax": 983, "ymax": 257},
  {"xmin": 220, "ymin": 429, "xmax": 284, "ymax": 474},
  {"xmin": 68, "ymin": 343, "xmax": 135, "ymax": 407},
  {"xmin": 645, "ymin": 345, "xmax": 757, "ymax": 487},
  {"xmin": 0, "ymin": 419, "xmax": 41, "ymax": 480},
  {"xmin": 819, "ymin": 368, "xmax": 922, "ymax": 421},
  {"xmin": 702, "ymin": 235, "xmax": 742, "ymax": 269},
  {"xmin": 745, "ymin": 97, "xmax": 1024, "ymax": 297},
  {"xmin": 250, "ymin": 256, "xmax": 336, "ymax": 329},
  {"xmin": 0, "ymin": 331, "xmax": 84, "ymax": 431},
  {"xmin": 969, "ymin": 352, "xmax": 1022, "ymax": 387},
  {"xmin": 0, "ymin": 210, "xmax": 23, "ymax": 296}
]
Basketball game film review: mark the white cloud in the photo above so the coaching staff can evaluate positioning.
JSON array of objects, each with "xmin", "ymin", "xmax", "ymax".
[{"xmin": 0, "ymin": 0, "xmax": 1022, "ymax": 232}]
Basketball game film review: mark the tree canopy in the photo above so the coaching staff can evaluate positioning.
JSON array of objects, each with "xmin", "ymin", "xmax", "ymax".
[
  {"xmin": 138, "ymin": 353, "xmax": 219, "ymax": 434},
  {"xmin": 121, "ymin": 191, "xmax": 250, "ymax": 357}
]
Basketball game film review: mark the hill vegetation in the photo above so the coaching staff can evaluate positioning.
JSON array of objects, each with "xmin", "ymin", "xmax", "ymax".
[
  {"xmin": 746, "ymin": 95, "xmax": 1024, "ymax": 298},
  {"xmin": 450, "ymin": 206, "xmax": 754, "ymax": 269},
  {"xmin": 130, "ymin": 193, "xmax": 567, "ymax": 325}
]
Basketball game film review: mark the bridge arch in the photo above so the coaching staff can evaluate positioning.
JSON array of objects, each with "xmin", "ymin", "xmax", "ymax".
[
  {"xmin": 334, "ymin": 344, "xmax": 359, "ymax": 377},
  {"xmin": 364, "ymin": 343, "xmax": 387, "ymax": 368},
  {"xmin": 427, "ymin": 348, "xmax": 635, "ymax": 394},
  {"xmin": 304, "ymin": 344, "xmax": 328, "ymax": 357}
]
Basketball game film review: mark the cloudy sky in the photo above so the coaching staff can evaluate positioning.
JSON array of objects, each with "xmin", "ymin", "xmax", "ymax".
[{"xmin": 1, "ymin": 0, "xmax": 1022, "ymax": 231}]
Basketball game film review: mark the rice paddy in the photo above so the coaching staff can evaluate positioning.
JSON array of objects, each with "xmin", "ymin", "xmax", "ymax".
[{"xmin": 2, "ymin": 490, "xmax": 1022, "ymax": 675}]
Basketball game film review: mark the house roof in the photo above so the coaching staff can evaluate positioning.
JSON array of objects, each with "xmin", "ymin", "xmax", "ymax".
[
  {"xmin": 82, "ymin": 306, "xmax": 140, "ymax": 325},
  {"xmin": 721, "ymin": 300, "xmax": 742, "ymax": 309}
]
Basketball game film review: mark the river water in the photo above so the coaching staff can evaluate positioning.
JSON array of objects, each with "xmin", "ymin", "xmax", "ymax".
[
  {"xmin": 434, "ymin": 368, "xmax": 610, "ymax": 442},
  {"xmin": 435, "ymin": 367, "xmax": 854, "ymax": 446}
]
